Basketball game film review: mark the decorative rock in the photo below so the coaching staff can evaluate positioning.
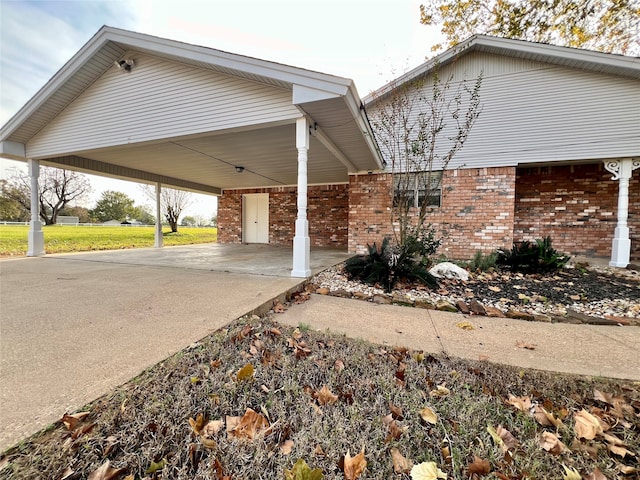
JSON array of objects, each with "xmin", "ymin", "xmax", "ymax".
[
  {"xmin": 484, "ymin": 306, "xmax": 505, "ymax": 318},
  {"xmin": 392, "ymin": 293, "xmax": 414, "ymax": 306},
  {"xmin": 468, "ymin": 300, "xmax": 486, "ymax": 316},
  {"xmin": 456, "ymin": 300, "xmax": 470, "ymax": 314},
  {"xmin": 353, "ymin": 291, "xmax": 371, "ymax": 300},
  {"xmin": 429, "ymin": 262, "xmax": 470, "ymax": 281},
  {"xmin": 373, "ymin": 294, "xmax": 392, "ymax": 305},
  {"xmin": 436, "ymin": 300, "xmax": 458, "ymax": 312},
  {"xmin": 316, "ymin": 287, "xmax": 330, "ymax": 295},
  {"xmin": 415, "ymin": 299, "xmax": 436, "ymax": 309},
  {"xmin": 330, "ymin": 289, "xmax": 352, "ymax": 298},
  {"xmin": 605, "ymin": 315, "xmax": 639, "ymax": 326},
  {"xmin": 505, "ymin": 309, "xmax": 535, "ymax": 321}
]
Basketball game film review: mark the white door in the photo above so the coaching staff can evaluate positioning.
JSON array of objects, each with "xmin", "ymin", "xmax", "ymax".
[{"xmin": 243, "ymin": 194, "xmax": 269, "ymax": 243}]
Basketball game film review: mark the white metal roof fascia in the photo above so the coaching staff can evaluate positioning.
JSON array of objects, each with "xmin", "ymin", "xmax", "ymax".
[
  {"xmin": 365, "ymin": 35, "xmax": 640, "ymax": 104},
  {"xmin": 344, "ymin": 82, "xmax": 385, "ymax": 170}
]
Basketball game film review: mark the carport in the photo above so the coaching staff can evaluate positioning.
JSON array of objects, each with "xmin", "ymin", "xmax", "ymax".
[{"xmin": 0, "ymin": 26, "xmax": 383, "ymax": 277}]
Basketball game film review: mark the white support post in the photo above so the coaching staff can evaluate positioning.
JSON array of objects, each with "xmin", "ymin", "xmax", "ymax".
[
  {"xmin": 26, "ymin": 159, "xmax": 45, "ymax": 257},
  {"xmin": 291, "ymin": 117, "xmax": 311, "ymax": 277},
  {"xmin": 154, "ymin": 182, "xmax": 163, "ymax": 248},
  {"xmin": 604, "ymin": 159, "xmax": 640, "ymax": 267}
]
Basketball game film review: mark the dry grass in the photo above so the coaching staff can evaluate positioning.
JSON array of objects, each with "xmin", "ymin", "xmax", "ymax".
[{"xmin": 1, "ymin": 315, "xmax": 638, "ymax": 479}]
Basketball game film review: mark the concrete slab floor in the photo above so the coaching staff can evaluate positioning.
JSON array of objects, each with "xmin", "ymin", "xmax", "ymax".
[
  {"xmin": 0, "ymin": 245, "xmax": 349, "ymax": 451},
  {"xmin": 51, "ymin": 243, "xmax": 353, "ymax": 277}
]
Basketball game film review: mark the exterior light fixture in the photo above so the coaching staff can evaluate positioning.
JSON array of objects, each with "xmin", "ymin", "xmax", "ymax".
[
  {"xmin": 114, "ymin": 58, "xmax": 135, "ymax": 71},
  {"xmin": 235, "ymin": 166, "xmax": 245, "ymax": 173}
]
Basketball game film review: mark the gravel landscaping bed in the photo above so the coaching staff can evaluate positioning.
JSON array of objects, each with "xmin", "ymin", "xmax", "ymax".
[{"xmin": 309, "ymin": 263, "xmax": 640, "ymax": 326}]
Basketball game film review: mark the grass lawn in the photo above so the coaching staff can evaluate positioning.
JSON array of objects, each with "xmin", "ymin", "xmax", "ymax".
[
  {"xmin": 1, "ymin": 313, "xmax": 637, "ymax": 479},
  {"xmin": 0, "ymin": 225, "xmax": 217, "ymax": 256}
]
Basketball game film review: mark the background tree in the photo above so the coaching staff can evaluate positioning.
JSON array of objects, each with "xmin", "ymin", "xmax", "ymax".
[
  {"xmin": 90, "ymin": 190, "xmax": 136, "ymax": 222},
  {"xmin": 58, "ymin": 205, "xmax": 93, "ymax": 223},
  {"xmin": 2, "ymin": 167, "xmax": 91, "ymax": 225},
  {"xmin": 181, "ymin": 215, "xmax": 197, "ymax": 227},
  {"xmin": 420, "ymin": 0, "xmax": 640, "ymax": 55},
  {"xmin": 141, "ymin": 186, "xmax": 193, "ymax": 233},
  {"xmin": 130, "ymin": 205, "xmax": 155, "ymax": 225},
  {"xmin": 0, "ymin": 179, "xmax": 30, "ymax": 221}
]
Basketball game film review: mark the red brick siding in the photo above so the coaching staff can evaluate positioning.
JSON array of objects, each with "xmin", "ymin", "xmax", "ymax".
[
  {"xmin": 347, "ymin": 174, "xmax": 394, "ymax": 254},
  {"xmin": 514, "ymin": 163, "xmax": 640, "ymax": 261},
  {"xmin": 348, "ymin": 168, "xmax": 516, "ymax": 259},
  {"xmin": 218, "ymin": 184, "xmax": 348, "ymax": 247}
]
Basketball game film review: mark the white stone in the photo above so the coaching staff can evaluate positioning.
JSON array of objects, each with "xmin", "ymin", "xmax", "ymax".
[{"xmin": 429, "ymin": 262, "xmax": 469, "ymax": 281}]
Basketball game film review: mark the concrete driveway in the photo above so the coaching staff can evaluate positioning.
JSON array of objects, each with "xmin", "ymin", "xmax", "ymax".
[{"xmin": 0, "ymin": 244, "xmax": 350, "ymax": 451}]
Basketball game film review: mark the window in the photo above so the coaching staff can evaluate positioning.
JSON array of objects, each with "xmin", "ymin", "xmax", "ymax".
[{"xmin": 393, "ymin": 171, "xmax": 442, "ymax": 208}]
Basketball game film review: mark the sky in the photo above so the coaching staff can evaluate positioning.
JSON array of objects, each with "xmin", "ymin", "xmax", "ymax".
[{"xmin": 0, "ymin": 0, "xmax": 442, "ymax": 219}]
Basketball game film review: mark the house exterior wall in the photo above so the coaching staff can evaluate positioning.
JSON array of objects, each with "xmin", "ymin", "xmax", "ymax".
[
  {"xmin": 26, "ymin": 52, "xmax": 299, "ymax": 158},
  {"xmin": 367, "ymin": 51, "xmax": 640, "ymax": 172},
  {"xmin": 347, "ymin": 168, "xmax": 516, "ymax": 258},
  {"xmin": 514, "ymin": 163, "xmax": 640, "ymax": 261},
  {"xmin": 218, "ymin": 184, "xmax": 349, "ymax": 247}
]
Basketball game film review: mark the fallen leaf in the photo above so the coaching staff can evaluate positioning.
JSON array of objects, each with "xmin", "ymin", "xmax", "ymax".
[
  {"xmin": 608, "ymin": 443, "xmax": 634, "ymax": 458},
  {"xmin": 383, "ymin": 415, "xmax": 408, "ymax": 442},
  {"xmin": 533, "ymin": 405, "xmax": 562, "ymax": 427},
  {"xmin": 228, "ymin": 408, "xmax": 270, "ymax": 440},
  {"xmin": 389, "ymin": 402, "xmax": 403, "ymax": 419},
  {"xmin": 497, "ymin": 425, "xmax": 519, "ymax": 451},
  {"xmin": 515, "ymin": 340, "xmax": 536, "ymax": 350},
  {"xmin": 410, "ymin": 461, "xmax": 447, "ymax": 479},
  {"xmin": 315, "ymin": 385, "xmax": 338, "ymax": 405},
  {"xmin": 202, "ymin": 419, "xmax": 224, "ymax": 437},
  {"xmin": 343, "ymin": 448, "xmax": 367, "ymax": 480},
  {"xmin": 284, "ymin": 458, "xmax": 323, "ymax": 480},
  {"xmin": 273, "ymin": 302, "xmax": 286, "ymax": 313},
  {"xmin": 189, "ymin": 413, "xmax": 206, "ymax": 435},
  {"xmin": 468, "ymin": 455, "xmax": 491, "ymax": 476},
  {"xmin": 280, "ymin": 439, "xmax": 294, "ymax": 455},
  {"xmin": 506, "ymin": 394, "xmax": 531, "ymax": 412},
  {"xmin": 561, "ymin": 464, "xmax": 581, "ymax": 480},
  {"xmin": 88, "ymin": 460, "xmax": 126, "ymax": 480},
  {"xmin": 419, "ymin": 406, "xmax": 438, "ymax": 425},
  {"xmin": 334, "ymin": 359, "xmax": 345, "ymax": 373},
  {"xmin": 574, "ymin": 409, "xmax": 603, "ymax": 440},
  {"xmin": 539, "ymin": 431, "xmax": 566, "ymax": 455},
  {"xmin": 313, "ymin": 445, "xmax": 325, "ymax": 456},
  {"xmin": 583, "ymin": 466, "xmax": 608, "ymax": 480},
  {"xmin": 236, "ymin": 363, "xmax": 255, "ymax": 381},
  {"xmin": 60, "ymin": 412, "xmax": 90, "ymax": 430},
  {"xmin": 145, "ymin": 458, "xmax": 167, "ymax": 474},
  {"xmin": 618, "ymin": 464, "xmax": 638, "ymax": 475},
  {"xmin": 429, "ymin": 385, "xmax": 450, "ymax": 398},
  {"xmin": 456, "ymin": 321, "xmax": 475, "ymax": 330},
  {"xmin": 488, "ymin": 286, "xmax": 502, "ymax": 292},
  {"xmin": 390, "ymin": 448, "xmax": 413, "ymax": 474}
]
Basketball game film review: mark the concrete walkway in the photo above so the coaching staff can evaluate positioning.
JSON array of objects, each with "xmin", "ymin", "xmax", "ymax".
[
  {"xmin": 0, "ymin": 246, "xmax": 350, "ymax": 451},
  {"xmin": 277, "ymin": 294, "xmax": 640, "ymax": 381}
]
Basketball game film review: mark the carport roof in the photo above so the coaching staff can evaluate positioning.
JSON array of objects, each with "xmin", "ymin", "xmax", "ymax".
[{"xmin": 1, "ymin": 26, "xmax": 384, "ymax": 193}]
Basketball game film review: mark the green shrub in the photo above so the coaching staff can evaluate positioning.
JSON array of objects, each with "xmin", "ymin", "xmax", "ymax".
[
  {"xmin": 345, "ymin": 229, "xmax": 440, "ymax": 292},
  {"xmin": 496, "ymin": 236, "xmax": 570, "ymax": 274},
  {"xmin": 468, "ymin": 250, "xmax": 498, "ymax": 272}
]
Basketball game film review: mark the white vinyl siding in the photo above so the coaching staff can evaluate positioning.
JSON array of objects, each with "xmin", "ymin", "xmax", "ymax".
[
  {"xmin": 26, "ymin": 52, "xmax": 300, "ymax": 158},
  {"xmin": 372, "ymin": 51, "xmax": 640, "ymax": 171}
]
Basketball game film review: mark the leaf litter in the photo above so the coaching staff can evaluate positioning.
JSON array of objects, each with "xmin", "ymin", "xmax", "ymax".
[{"xmin": 0, "ymin": 315, "xmax": 638, "ymax": 479}]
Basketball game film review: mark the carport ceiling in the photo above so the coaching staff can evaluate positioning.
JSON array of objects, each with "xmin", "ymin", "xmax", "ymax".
[{"xmin": 52, "ymin": 123, "xmax": 347, "ymax": 189}]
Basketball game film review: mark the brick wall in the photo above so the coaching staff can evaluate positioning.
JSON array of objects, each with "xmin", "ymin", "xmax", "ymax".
[
  {"xmin": 218, "ymin": 184, "xmax": 348, "ymax": 247},
  {"xmin": 347, "ymin": 174, "xmax": 394, "ymax": 254},
  {"xmin": 514, "ymin": 163, "xmax": 640, "ymax": 261},
  {"xmin": 347, "ymin": 168, "xmax": 516, "ymax": 258}
]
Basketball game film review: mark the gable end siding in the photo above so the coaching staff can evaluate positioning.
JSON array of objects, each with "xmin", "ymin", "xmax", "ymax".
[{"xmin": 26, "ymin": 52, "xmax": 300, "ymax": 158}]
